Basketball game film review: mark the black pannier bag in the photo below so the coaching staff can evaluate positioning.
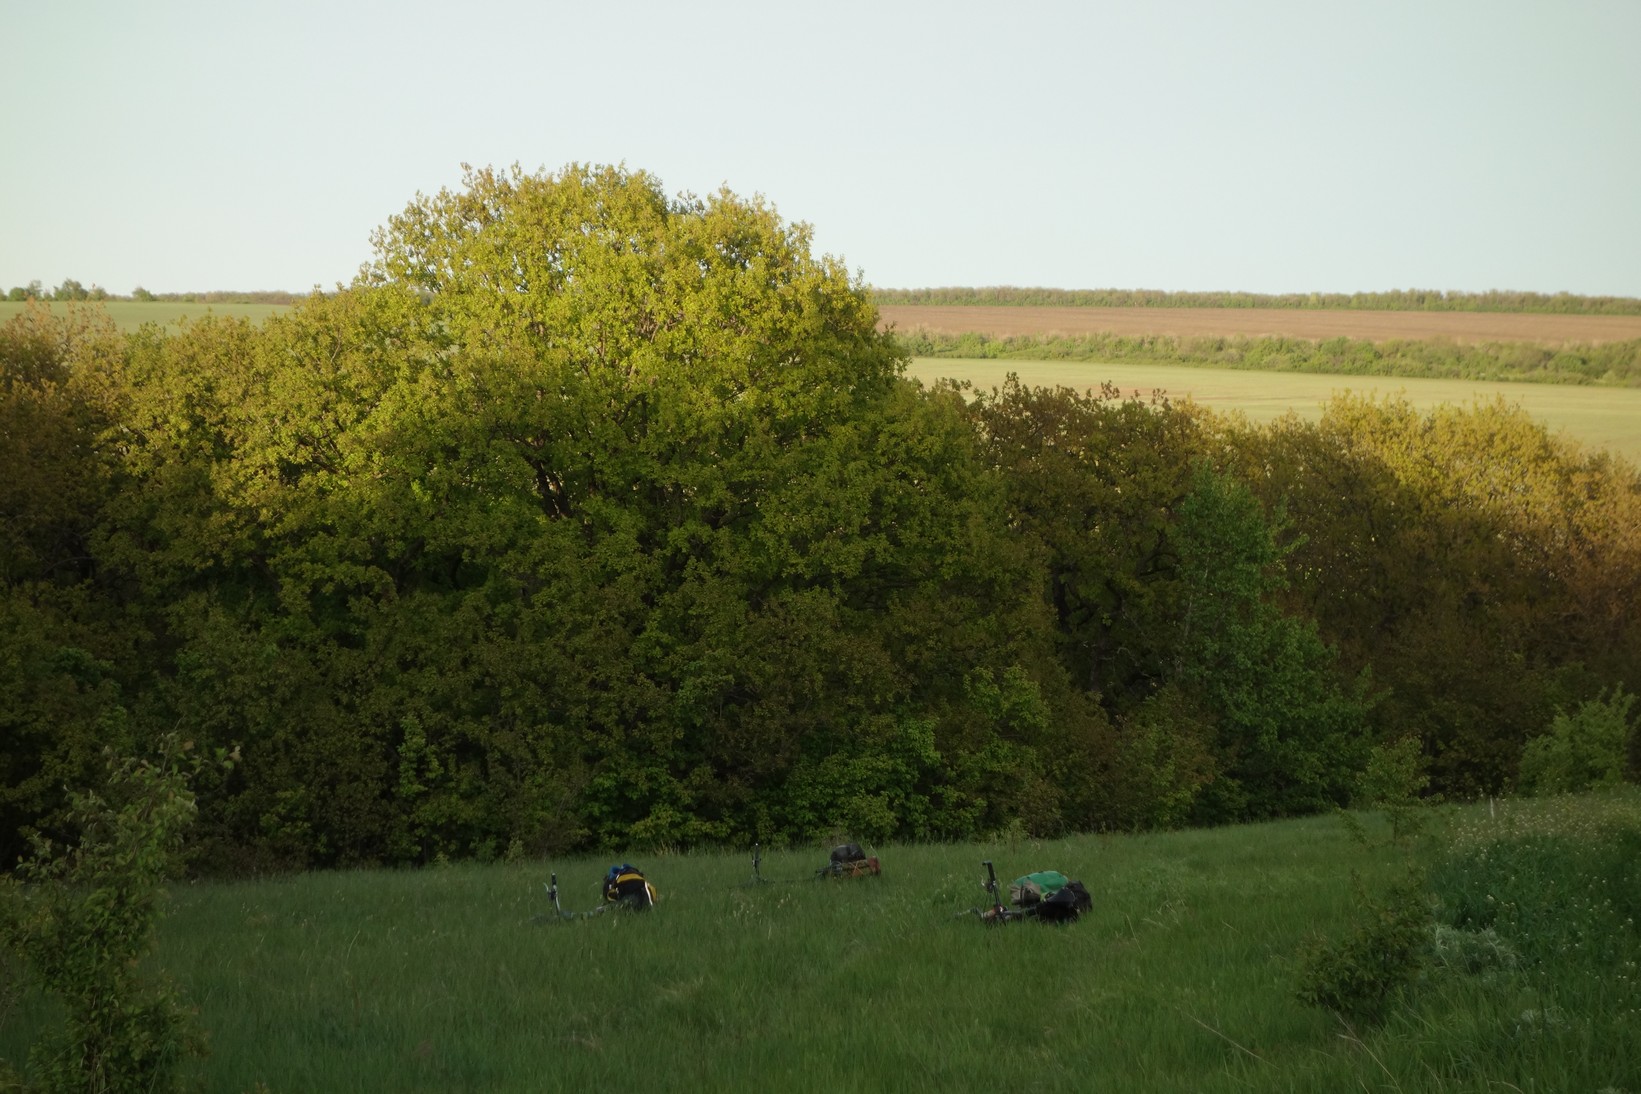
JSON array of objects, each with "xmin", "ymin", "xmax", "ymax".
[{"xmin": 1033, "ymin": 880, "xmax": 1092, "ymax": 923}]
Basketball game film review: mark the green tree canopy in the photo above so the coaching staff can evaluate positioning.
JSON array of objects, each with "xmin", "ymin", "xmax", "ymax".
[{"xmin": 91, "ymin": 164, "xmax": 1067, "ymax": 864}]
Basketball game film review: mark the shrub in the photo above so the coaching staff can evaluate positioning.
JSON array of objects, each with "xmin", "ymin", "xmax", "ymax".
[
  {"xmin": 0, "ymin": 735, "xmax": 230, "ymax": 1093},
  {"xmin": 1294, "ymin": 872, "xmax": 1432, "ymax": 1024},
  {"xmin": 1518, "ymin": 687, "xmax": 1636, "ymax": 795},
  {"xmin": 1346, "ymin": 735, "xmax": 1437, "ymax": 847}
]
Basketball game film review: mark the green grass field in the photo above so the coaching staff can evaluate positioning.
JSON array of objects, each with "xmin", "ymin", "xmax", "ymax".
[
  {"xmin": 6, "ymin": 793, "xmax": 1638, "ymax": 1092},
  {"xmin": 909, "ymin": 357, "xmax": 1641, "ymax": 464}
]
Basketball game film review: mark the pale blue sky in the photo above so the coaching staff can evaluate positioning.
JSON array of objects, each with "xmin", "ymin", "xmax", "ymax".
[{"xmin": 3, "ymin": 0, "xmax": 1637, "ymax": 296}]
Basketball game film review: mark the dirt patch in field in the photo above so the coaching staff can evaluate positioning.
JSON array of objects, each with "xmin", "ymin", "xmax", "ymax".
[{"xmin": 876, "ymin": 305, "xmax": 1641, "ymax": 347}]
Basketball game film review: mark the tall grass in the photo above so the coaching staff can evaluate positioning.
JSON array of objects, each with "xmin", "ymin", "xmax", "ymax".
[
  {"xmin": 1407, "ymin": 794, "xmax": 1641, "ymax": 1090},
  {"xmin": 155, "ymin": 824, "xmax": 1381, "ymax": 1092},
  {"xmin": 4, "ymin": 795, "xmax": 1637, "ymax": 1092}
]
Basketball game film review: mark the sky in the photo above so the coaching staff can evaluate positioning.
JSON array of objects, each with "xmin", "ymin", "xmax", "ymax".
[{"xmin": 3, "ymin": 0, "xmax": 1638, "ymax": 298}]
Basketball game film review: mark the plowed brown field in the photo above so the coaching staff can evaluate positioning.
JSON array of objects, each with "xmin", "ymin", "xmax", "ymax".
[{"xmin": 875, "ymin": 305, "xmax": 1641, "ymax": 346}]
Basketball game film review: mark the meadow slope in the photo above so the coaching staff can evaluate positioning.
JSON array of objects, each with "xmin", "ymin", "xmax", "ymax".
[{"xmin": 7, "ymin": 795, "xmax": 1638, "ymax": 1092}]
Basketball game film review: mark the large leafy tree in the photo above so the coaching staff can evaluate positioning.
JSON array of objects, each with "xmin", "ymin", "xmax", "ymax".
[
  {"xmin": 969, "ymin": 380, "xmax": 1371, "ymax": 824},
  {"xmin": 968, "ymin": 378, "xmax": 1210, "ymax": 701},
  {"xmin": 101, "ymin": 164, "xmax": 1060, "ymax": 864},
  {"xmin": 0, "ymin": 304, "xmax": 127, "ymax": 590},
  {"xmin": 1168, "ymin": 463, "xmax": 1372, "ymax": 821},
  {"xmin": 0, "ymin": 306, "xmax": 138, "ymax": 864},
  {"xmin": 965, "ymin": 379, "xmax": 1215, "ymax": 827},
  {"xmin": 1233, "ymin": 394, "xmax": 1641, "ymax": 794}
]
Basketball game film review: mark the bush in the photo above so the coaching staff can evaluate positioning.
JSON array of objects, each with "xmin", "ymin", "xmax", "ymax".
[
  {"xmin": 1347, "ymin": 735, "xmax": 1437, "ymax": 847},
  {"xmin": 1294, "ymin": 872, "xmax": 1431, "ymax": 1024},
  {"xmin": 1518, "ymin": 687, "xmax": 1636, "ymax": 795},
  {"xmin": 0, "ymin": 736, "xmax": 230, "ymax": 1092}
]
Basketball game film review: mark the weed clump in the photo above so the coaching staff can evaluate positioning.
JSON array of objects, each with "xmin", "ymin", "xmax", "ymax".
[{"xmin": 1294, "ymin": 872, "xmax": 1432, "ymax": 1024}]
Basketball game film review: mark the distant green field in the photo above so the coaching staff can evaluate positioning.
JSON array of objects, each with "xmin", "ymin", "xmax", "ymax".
[
  {"xmin": 0, "ymin": 300, "xmax": 289, "ymax": 331},
  {"xmin": 910, "ymin": 357, "xmax": 1641, "ymax": 464}
]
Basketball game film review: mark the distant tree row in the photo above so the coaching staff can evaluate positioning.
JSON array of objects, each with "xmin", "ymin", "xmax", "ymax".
[
  {"xmin": 5, "ymin": 279, "xmax": 109, "ymax": 302},
  {"xmin": 5, "ymin": 282, "xmax": 307, "ymax": 304},
  {"xmin": 17, "ymin": 282, "xmax": 1640, "ymax": 316},
  {"xmin": 897, "ymin": 329, "xmax": 1641, "ymax": 386},
  {"xmin": 872, "ymin": 286, "xmax": 1641, "ymax": 316},
  {"xmin": 4, "ymin": 165, "xmax": 1638, "ymax": 875}
]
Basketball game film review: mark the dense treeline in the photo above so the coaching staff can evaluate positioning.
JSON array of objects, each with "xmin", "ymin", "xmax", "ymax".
[
  {"xmin": 20, "ymin": 282, "xmax": 1641, "ymax": 316},
  {"xmin": 872, "ymin": 286, "xmax": 1641, "ymax": 316},
  {"xmin": 4, "ymin": 280, "xmax": 305, "ymax": 305},
  {"xmin": 897, "ymin": 328, "xmax": 1641, "ymax": 386},
  {"xmin": 129, "ymin": 289, "xmax": 306, "ymax": 305},
  {"xmin": 4, "ymin": 165, "xmax": 1638, "ymax": 874}
]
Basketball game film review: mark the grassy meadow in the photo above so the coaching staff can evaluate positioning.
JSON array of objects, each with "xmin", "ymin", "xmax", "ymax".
[
  {"xmin": 6, "ymin": 793, "xmax": 1638, "ymax": 1092},
  {"xmin": 908, "ymin": 357, "xmax": 1641, "ymax": 465}
]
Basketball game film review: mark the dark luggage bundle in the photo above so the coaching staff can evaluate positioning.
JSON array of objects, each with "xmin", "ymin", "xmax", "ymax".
[
  {"xmin": 1034, "ymin": 879, "xmax": 1093, "ymax": 923},
  {"xmin": 816, "ymin": 842, "xmax": 881, "ymax": 879},
  {"xmin": 976, "ymin": 861, "xmax": 1092, "ymax": 924}
]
